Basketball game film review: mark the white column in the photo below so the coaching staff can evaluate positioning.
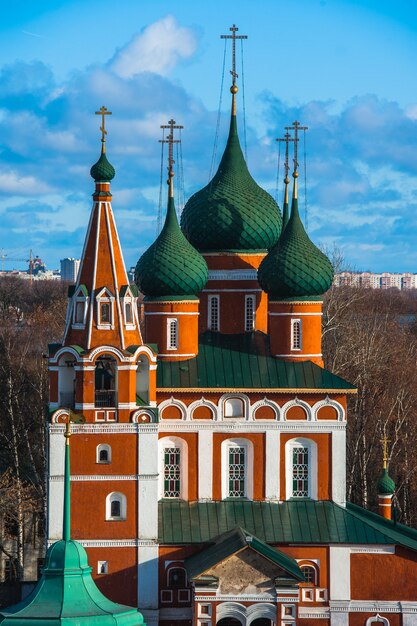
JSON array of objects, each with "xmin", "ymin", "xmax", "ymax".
[
  {"xmin": 332, "ymin": 430, "xmax": 346, "ymax": 505},
  {"xmin": 329, "ymin": 547, "xmax": 350, "ymax": 600},
  {"xmin": 198, "ymin": 430, "xmax": 213, "ymax": 500},
  {"xmin": 265, "ymin": 430, "xmax": 280, "ymax": 500},
  {"xmin": 48, "ymin": 428, "xmax": 65, "ymax": 541},
  {"xmin": 138, "ymin": 426, "xmax": 158, "ymax": 539},
  {"xmin": 137, "ymin": 544, "xmax": 159, "ymax": 610},
  {"xmin": 329, "ymin": 611, "xmax": 349, "ymax": 626}
]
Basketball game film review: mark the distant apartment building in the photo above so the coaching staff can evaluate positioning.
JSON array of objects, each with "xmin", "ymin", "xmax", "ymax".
[
  {"xmin": 335, "ymin": 271, "xmax": 417, "ymax": 289},
  {"xmin": 60, "ymin": 258, "xmax": 80, "ymax": 283}
]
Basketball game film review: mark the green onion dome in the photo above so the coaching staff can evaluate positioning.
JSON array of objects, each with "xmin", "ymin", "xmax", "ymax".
[
  {"xmin": 180, "ymin": 114, "xmax": 282, "ymax": 251},
  {"xmin": 90, "ymin": 148, "xmax": 115, "ymax": 182},
  {"xmin": 378, "ymin": 468, "xmax": 396, "ymax": 495},
  {"xmin": 135, "ymin": 196, "xmax": 208, "ymax": 298},
  {"xmin": 258, "ymin": 184, "xmax": 334, "ymax": 298}
]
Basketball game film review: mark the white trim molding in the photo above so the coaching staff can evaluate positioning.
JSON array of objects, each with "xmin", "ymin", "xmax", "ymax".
[
  {"xmin": 313, "ymin": 396, "xmax": 345, "ymax": 421},
  {"xmin": 251, "ymin": 397, "xmax": 280, "ymax": 420},
  {"xmin": 282, "ymin": 397, "xmax": 313, "ymax": 421},
  {"xmin": 159, "ymin": 397, "xmax": 188, "ymax": 421},
  {"xmin": 188, "ymin": 397, "xmax": 218, "ymax": 420}
]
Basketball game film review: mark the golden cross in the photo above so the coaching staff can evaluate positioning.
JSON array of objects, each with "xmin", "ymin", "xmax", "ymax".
[
  {"xmin": 159, "ymin": 119, "xmax": 184, "ymax": 181},
  {"xmin": 221, "ymin": 24, "xmax": 248, "ymax": 85},
  {"xmin": 277, "ymin": 132, "xmax": 295, "ymax": 183},
  {"xmin": 95, "ymin": 106, "xmax": 112, "ymax": 143},
  {"xmin": 285, "ymin": 120, "xmax": 308, "ymax": 174},
  {"xmin": 381, "ymin": 435, "xmax": 390, "ymax": 469}
]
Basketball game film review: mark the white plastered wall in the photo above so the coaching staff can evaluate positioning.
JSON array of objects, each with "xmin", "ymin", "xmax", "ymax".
[
  {"xmin": 198, "ymin": 430, "xmax": 213, "ymax": 499},
  {"xmin": 138, "ymin": 427, "xmax": 158, "ymax": 539},
  {"xmin": 48, "ymin": 428, "xmax": 65, "ymax": 540},
  {"xmin": 265, "ymin": 430, "xmax": 280, "ymax": 500},
  {"xmin": 332, "ymin": 430, "xmax": 346, "ymax": 504}
]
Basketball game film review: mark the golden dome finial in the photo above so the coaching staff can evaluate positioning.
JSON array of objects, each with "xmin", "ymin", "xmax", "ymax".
[
  {"xmin": 95, "ymin": 105, "xmax": 112, "ymax": 154},
  {"xmin": 221, "ymin": 24, "xmax": 247, "ymax": 116}
]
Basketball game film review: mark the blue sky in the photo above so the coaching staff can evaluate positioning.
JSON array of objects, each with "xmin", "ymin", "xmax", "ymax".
[{"xmin": 2, "ymin": 0, "xmax": 417, "ymax": 272}]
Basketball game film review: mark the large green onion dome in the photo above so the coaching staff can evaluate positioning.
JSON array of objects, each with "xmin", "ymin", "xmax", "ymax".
[
  {"xmin": 378, "ymin": 468, "xmax": 396, "ymax": 495},
  {"xmin": 135, "ymin": 195, "xmax": 208, "ymax": 298},
  {"xmin": 90, "ymin": 147, "xmax": 115, "ymax": 182},
  {"xmin": 180, "ymin": 112, "xmax": 282, "ymax": 251},
  {"xmin": 258, "ymin": 179, "xmax": 334, "ymax": 299}
]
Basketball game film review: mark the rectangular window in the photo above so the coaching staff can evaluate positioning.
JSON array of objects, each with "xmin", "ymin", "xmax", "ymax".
[
  {"xmin": 164, "ymin": 447, "xmax": 181, "ymax": 497},
  {"xmin": 75, "ymin": 301, "xmax": 85, "ymax": 324},
  {"xmin": 228, "ymin": 446, "xmax": 246, "ymax": 497},
  {"xmin": 208, "ymin": 295, "xmax": 219, "ymax": 331},
  {"xmin": 125, "ymin": 302, "xmax": 133, "ymax": 324},
  {"xmin": 292, "ymin": 446, "xmax": 309, "ymax": 497},
  {"xmin": 245, "ymin": 295, "xmax": 256, "ymax": 332},
  {"xmin": 100, "ymin": 302, "xmax": 111, "ymax": 323},
  {"xmin": 291, "ymin": 318, "xmax": 302, "ymax": 350},
  {"xmin": 167, "ymin": 318, "xmax": 178, "ymax": 350}
]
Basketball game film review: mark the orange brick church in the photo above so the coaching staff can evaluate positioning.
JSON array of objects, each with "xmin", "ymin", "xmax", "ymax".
[{"xmin": 47, "ymin": 25, "xmax": 417, "ymax": 626}]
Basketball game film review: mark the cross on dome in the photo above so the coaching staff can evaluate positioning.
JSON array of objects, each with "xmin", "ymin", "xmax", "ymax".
[
  {"xmin": 95, "ymin": 105, "xmax": 112, "ymax": 153},
  {"xmin": 159, "ymin": 119, "xmax": 183, "ymax": 194}
]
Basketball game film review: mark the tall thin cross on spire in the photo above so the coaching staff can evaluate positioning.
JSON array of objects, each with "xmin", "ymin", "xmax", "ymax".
[
  {"xmin": 285, "ymin": 120, "xmax": 308, "ymax": 175},
  {"xmin": 95, "ymin": 106, "xmax": 112, "ymax": 153},
  {"xmin": 277, "ymin": 132, "xmax": 295, "ymax": 184},
  {"xmin": 159, "ymin": 119, "xmax": 184, "ymax": 196},
  {"xmin": 221, "ymin": 24, "xmax": 248, "ymax": 87},
  {"xmin": 381, "ymin": 435, "xmax": 390, "ymax": 470}
]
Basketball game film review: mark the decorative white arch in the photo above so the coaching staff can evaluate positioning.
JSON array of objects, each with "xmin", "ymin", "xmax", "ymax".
[
  {"xmin": 219, "ymin": 393, "xmax": 251, "ymax": 421},
  {"xmin": 188, "ymin": 397, "xmax": 218, "ymax": 421},
  {"xmin": 50, "ymin": 346, "xmax": 82, "ymax": 365},
  {"xmin": 159, "ymin": 397, "xmax": 188, "ymax": 421},
  {"xmin": 131, "ymin": 409, "xmax": 157, "ymax": 423},
  {"xmin": 96, "ymin": 443, "xmax": 112, "ymax": 463},
  {"xmin": 216, "ymin": 602, "xmax": 246, "ymax": 625},
  {"xmin": 105, "ymin": 491, "xmax": 127, "ymax": 520},
  {"xmin": 281, "ymin": 397, "xmax": 313, "ymax": 421},
  {"xmin": 312, "ymin": 396, "xmax": 345, "ymax": 421},
  {"xmin": 89, "ymin": 345, "xmax": 127, "ymax": 364},
  {"xmin": 246, "ymin": 602, "xmax": 277, "ymax": 625},
  {"xmin": 130, "ymin": 344, "xmax": 158, "ymax": 364},
  {"xmin": 251, "ymin": 397, "xmax": 280, "ymax": 421},
  {"xmin": 51, "ymin": 409, "xmax": 70, "ymax": 424},
  {"xmin": 366, "ymin": 616, "xmax": 389, "ymax": 626}
]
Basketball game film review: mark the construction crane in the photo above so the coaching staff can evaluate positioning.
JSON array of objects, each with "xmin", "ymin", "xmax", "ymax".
[{"xmin": 0, "ymin": 250, "xmax": 35, "ymax": 283}]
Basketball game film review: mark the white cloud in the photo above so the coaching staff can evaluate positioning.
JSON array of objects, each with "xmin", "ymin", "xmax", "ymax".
[
  {"xmin": 110, "ymin": 15, "xmax": 197, "ymax": 79},
  {"xmin": 0, "ymin": 171, "xmax": 51, "ymax": 194}
]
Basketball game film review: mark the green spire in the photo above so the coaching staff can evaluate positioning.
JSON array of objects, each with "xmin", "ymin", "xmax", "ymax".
[
  {"xmin": 258, "ymin": 174, "xmax": 334, "ymax": 299},
  {"xmin": 180, "ymin": 101, "xmax": 282, "ymax": 252}
]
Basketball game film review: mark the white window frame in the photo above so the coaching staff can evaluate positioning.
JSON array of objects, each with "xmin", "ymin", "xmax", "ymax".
[
  {"xmin": 366, "ymin": 617, "xmax": 389, "ymax": 626},
  {"xmin": 123, "ymin": 298, "xmax": 135, "ymax": 329},
  {"xmin": 208, "ymin": 295, "xmax": 220, "ymax": 331},
  {"xmin": 224, "ymin": 397, "xmax": 245, "ymax": 419},
  {"xmin": 72, "ymin": 287, "xmax": 89, "ymax": 329},
  {"xmin": 245, "ymin": 294, "xmax": 256, "ymax": 332},
  {"xmin": 159, "ymin": 437, "xmax": 188, "ymax": 500},
  {"xmin": 96, "ymin": 443, "xmax": 112, "ymax": 464},
  {"xmin": 97, "ymin": 560, "xmax": 108, "ymax": 574},
  {"xmin": 96, "ymin": 288, "xmax": 115, "ymax": 329},
  {"xmin": 105, "ymin": 492, "xmax": 126, "ymax": 520},
  {"xmin": 221, "ymin": 438, "xmax": 253, "ymax": 500},
  {"xmin": 285, "ymin": 438, "xmax": 318, "ymax": 500},
  {"xmin": 167, "ymin": 318, "xmax": 178, "ymax": 350},
  {"xmin": 291, "ymin": 318, "xmax": 302, "ymax": 350}
]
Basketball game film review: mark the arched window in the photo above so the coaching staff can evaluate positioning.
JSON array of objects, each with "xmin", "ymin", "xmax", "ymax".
[
  {"xmin": 366, "ymin": 617, "xmax": 390, "ymax": 626},
  {"xmin": 167, "ymin": 566, "xmax": 187, "ymax": 588},
  {"xmin": 221, "ymin": 438, "xmax": 254, "ymax": 499},
  {"xmin": 225, "ymin": 397, "xmax": 244, "ymax": 418},
  {"xmin": 136, "ymin": 354, "xmax": 150, "ymax": 405},
  {"xmin": 95, "ymin": 355, "xmax": 117, "ymax": 408},
  {"xmin": 159, "ymin": 437, "xmax": 188, "ymax": 499},
  {"xmin": 285, "ymin": 438, "xmax": 318, "ymax": 500},
  {"xmin": 106, "ymin": 492, "xmax": 126, "ymax": 520},
  {"xmin": 72, "ymin": 285, "xmax": 88, "ymax": 328},
  {"xmin": 300, "ymin": 564, "xmax": 318, "ymax": 585},
  {"xmin": 245, "ymin": 295, "xmax": 256, "ymax": 332},
  {"xmin": 167, "ymin": 318, "xmax": 178, "ymax": 350},
  {"xmin": 97, "ymin": 444, "xmax": 111, "ymax": 464},
  {"xmin": 58, "ymin": 354, "xmax": 76, "ymax": 409},
  {"xmin": 291, "ymin": 319, "xmax": 302, "ymax": 350},
  {"xmin": 208, "ymin": 295, "xmax": 220, "ymax": 331}
]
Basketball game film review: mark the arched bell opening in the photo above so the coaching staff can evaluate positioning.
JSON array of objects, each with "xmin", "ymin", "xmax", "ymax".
[
  {"xmin": 217, "ymin": 619, "xmax": 243, "ymax": 626},
  {"xmin": 136, "ymin": 354, "xmax": 150, "ymax": 405},
  {"xmin": 94, "ymin": 355, "xmax": 117, "ymax": 408}
]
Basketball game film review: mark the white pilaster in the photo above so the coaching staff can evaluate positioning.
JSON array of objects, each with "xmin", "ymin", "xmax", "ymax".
[
  {"xmin": 329, "ymin": 547, "xmax": 350, "ymax": 600},
  {"xmin": 48, "ymin": 428, "xmax": 65, "ymax": 540},
  {"xmin": 265, "ymin": 430, "xmax": 280, "ymax": 500},
  {"xmin": 138, "ymin": 426, "xmax": 158, "ymax": 540},
  {"xmin": 198, "ymin": 430, "xmax": 213, "ymax": 499},
  {"xmin": 137, "ymin": 544, "xmax": 159, "ymax": 610},
  {"xmin": 329, "ymin": 611, "xmax": 349, "ymax": 626},
  {"xmin": 332, "ymin": 430, "xmax": 346, "ymax": 504}
]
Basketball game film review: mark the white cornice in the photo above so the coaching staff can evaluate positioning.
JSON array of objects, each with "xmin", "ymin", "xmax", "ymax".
[{"xmin": 207, "ymin": 270, "xmax": 258, "ymax": 281}]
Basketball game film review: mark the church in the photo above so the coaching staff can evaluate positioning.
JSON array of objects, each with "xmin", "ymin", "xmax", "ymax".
[{"xmin": 46, "ymin": 25, "xmax": 417, "ymax": 626}]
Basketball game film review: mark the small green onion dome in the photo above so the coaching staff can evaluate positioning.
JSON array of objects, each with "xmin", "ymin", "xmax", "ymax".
[
  {"xmin": 135, "ymin": 196, "xmax": 208, "ymax": 298},
  {"xmin": 258, "ymin": 189, "xmax": 334, "ymax": 298},
  {"xmin": 180, "ymin": 114, "xmax": 282, "ymax": 251},
  {"xmin": 378, "ymin": 468, "xmax": 396, "ymax": 495},
  {"xmin": 90, "ymin": 149, "xmax": 115, "ymax": 182}
]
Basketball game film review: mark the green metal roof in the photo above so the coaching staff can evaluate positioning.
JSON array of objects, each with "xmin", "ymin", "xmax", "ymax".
[
  {"xmin": 135, "ymin": 195, "xmax": 208, "ymax": 298},
  {"xmin": 258, "ymin": 189, "xmax": 334, "ymax": 299},
  {"xmin": 185, "ymin": 526, "xmax": 304, "ymax": 582},
  {"xmin": 90, "ymin": 148, "xmax": 115, "ymax": 183},
  {"xmin": 156, "ymin": 331, "xmax": 355, "ymax": 392},
  {"xmin": 158, "ymin": 500, "xmax": 417, "ymax": 552},
  {"xmin": 181, "ymin": 111, "xmax": 282, "ymax": 252}
]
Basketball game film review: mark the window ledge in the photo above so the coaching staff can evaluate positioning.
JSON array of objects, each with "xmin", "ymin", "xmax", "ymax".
[
  {"xmin": 125, "ymin": 324, "xmax": 136, "ymax": 330},
  {"xmin": 97, "ymin": 324, "xmax": 115, "ymax": 330},
  {"xmin": 72, "ymin": 323, "xmax": 86, "ymax": 330},
  {"xmin": 106, "ymin": 517, "xmax": 126, "ymax": 522}
]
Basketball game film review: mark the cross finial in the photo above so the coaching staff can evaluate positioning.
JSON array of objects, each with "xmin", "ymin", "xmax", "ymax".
[
  {"xmin": 159, "ymin": 119, "xmax": 184, "ymax": 197},
  {"xmin": 95, "ymin": 106, "xmax": 112, "ymax": 153},
  {"xmin": 381, "ymin": 435, "xmax": 390, "ymax": 470},
  {"xmin": 277, "ymin": 131, "xmax": 296, "ymax": 184},
  {"xmin": 285, "ymin": 120, "xmax": 308, "ymax": 177},
  {"xmin": 220, "ymin": 24, "xmax": 248, "ymax": 91}
]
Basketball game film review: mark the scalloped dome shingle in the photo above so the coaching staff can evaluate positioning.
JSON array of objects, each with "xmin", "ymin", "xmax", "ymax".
[
  {"xmin": 90, "ymin": 151, "xmax": 115, "ymax": 182},
  {"xmin": 181, "ymin": 115, "xmax": 282, "ymax": 251}
]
